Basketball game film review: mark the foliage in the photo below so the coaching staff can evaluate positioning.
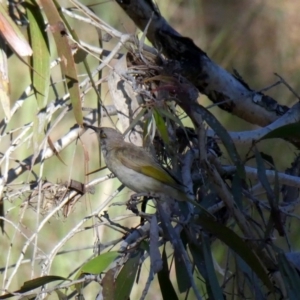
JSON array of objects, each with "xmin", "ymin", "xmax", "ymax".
[{"xmin": 1, "ymin": 1, "xmax": 300, "ymax": 300}]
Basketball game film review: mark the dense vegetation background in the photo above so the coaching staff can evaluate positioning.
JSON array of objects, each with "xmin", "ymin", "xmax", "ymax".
[{"xmin": 1, "ymin": 1, "xmax": 300, "ymax": 299}]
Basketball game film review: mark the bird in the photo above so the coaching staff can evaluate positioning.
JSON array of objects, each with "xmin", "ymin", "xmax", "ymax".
[
  {"xmin": 84, "ymin": 125, "xmax": 189, "ymax": 200},
  {"xmin": 84, "ymin": 124, "xmax": 214, "ymax": 218}
]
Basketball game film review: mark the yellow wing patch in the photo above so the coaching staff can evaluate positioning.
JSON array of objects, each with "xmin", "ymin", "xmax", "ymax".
[
  {"xmin": 141, "ymin": 165, "xmax": 177, "ymax": 186},
  {"xmin": 115, "ymin": 146, "xmax": 182, "ymax": 190}
]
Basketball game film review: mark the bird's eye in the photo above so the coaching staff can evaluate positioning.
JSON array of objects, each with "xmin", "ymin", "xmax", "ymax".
[{"xmin": 100, "ymin": 131, "xmax": 107, "ymax": 139}]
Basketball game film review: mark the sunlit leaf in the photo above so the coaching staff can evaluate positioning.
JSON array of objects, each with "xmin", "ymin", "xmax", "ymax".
[
  {"xmin": 153, "ymin": 108, "xmax": 169, "ymax": 144},
  {"xmin": 26, "ymin": 0, "xmax": 50, "ymax": 109},
  {"xmin": 75, "ymin": 251, "xmax": 119, "ymax": 279},
  {"xmin": 39, "ymin": 0, "xmax": 83, "ymax": 125},
  {"xmin": 0, "ymin": 3, "xmax": 32, "ymax": 57},
  {"xmin": 0, "ymin": 39, "xmax": 10, "ymax": 119},
  {"xmin": 75, "ymin": 251, "xmax": 119, "ymax": 293}
]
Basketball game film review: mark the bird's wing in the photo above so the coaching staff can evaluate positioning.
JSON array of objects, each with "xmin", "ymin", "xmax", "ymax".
[{"xmin": 115, "ymin": 146, "xmax": 183, "ymax": 190}]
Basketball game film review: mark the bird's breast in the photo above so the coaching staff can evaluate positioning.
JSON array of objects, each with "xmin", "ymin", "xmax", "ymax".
[{"xmin": 104, "ymin": 151, "xmax": 164, "ymax": 193}]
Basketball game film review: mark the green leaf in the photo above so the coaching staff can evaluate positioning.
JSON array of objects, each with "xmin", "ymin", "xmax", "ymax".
[
  {"xmin": 75, "ymin": 251, "xmax": 119, "ymax": 279},
  {"xmin": 195, "ymin": 213, "xmax": 273, "ymax": 291},
  {"xmin": 189, "ymin": 243, "xmax": 215, "ymax": 299},
  {"xmin": 55, "ymin": 3, "xmax": 104, "ymax": 125},
  {"xmin": 26, "ymin": 0, "xmax": 50, "ymax": 109},
  {"xmin": 75, "ymin": 251, "xmax": 119, "ymax": 293},
  {"xmin": 261, "ymin": 122, "xmax": 300, "ymax": 140},
  {"xmin": 153, "ymin": 108, "xmax": 169, "ymax": 144},
  {"xmin": 0, "ymin": 276, "xmax": 67, "ymax": 299},
  {"xmin": 114, "ymin": 251, "xmax": 142, "ymax": 300},
  {"xmin": 174, "ymin": 249, "xmax": 191, "ymax": 292},
  {"xmin": 157, "ymin": 247, "xmax": 178, "ymax": 300},
  {"xmin": 255, "ymin": 149, "xmax": 284, "ymax": 236},
  {"xmin": 202, "ymin": 235, "xmax": 223, "ymax": 300},
  {"xmin": 157, "ymin": 106, "xmax": 185, "ymax": 128},
  {"xmin": 39, "ymin": 0, "xmax": 83, "ymax": 125}
]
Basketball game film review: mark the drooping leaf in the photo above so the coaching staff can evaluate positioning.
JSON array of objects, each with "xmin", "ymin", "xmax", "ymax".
[
  {"xmin": 26, "ymin": 0, "xmax": 50, "ymax": 109},
  {"xmin": 202, "ymin": 234, "xmax": 224, "ymax": 300},
  {"xmin": 0, "ymin": 3, "xmax": 32, "ymax": 57},
  {"xmin": 157, "ymin": 246, "xmax": 178, "ymax": 300},
  {"xmin": 0, "ymin": 276, "xmax": 67, "ymax": 299},
  {"xmin": 157, "ymin": 203, "xmax": 196, "ymax": 294},
  {"xmin": 156, "ymin": 106, "xmax": 186, "ymax": 130},
  {"xmin": 255, "ymin": 149, "xmax": 284, "ymax": 236},
  {"xmin": 0, "ymin": 38, "xmax": 10, "ymax": 119},
  {"xmin": 235, "ymin": 255, "xmax": 265, "ymax": 300},
  {"xmin": 261, "ymin": 122, "xmax": 300, "ymax": 140},
  {"xmin": 56, "ymin": 3, "xmax": 105, "ymax": 128},
  {"xmin": 174, "ymin": 248, "xmax": 191, "ymax": 292},
  {"xmin": 189, "ymin": 243, "xmax": 215, "ymax": 299},
  {"xmin": 39, "ymin": 0, "xmax": 83, "ymax": 125},
  {"xmin": 195, "ymin": 213, "xmax": 273, "ymax": 290},
  {"xmin": 114, "ymin": 251, "xmax": 142, "ymax": 300}
]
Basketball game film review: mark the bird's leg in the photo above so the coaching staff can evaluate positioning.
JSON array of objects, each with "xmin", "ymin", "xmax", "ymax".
[
  {"xmin": 127, "ymin": 193, "xmax": 146, "ymax": 215},
  {"xmin": 126, "ymin": 198, "xmax": 139, "ymax": 215}
]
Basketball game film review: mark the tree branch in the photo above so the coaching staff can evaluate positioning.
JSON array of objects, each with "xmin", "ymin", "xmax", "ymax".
[{"xmin": 116, "ymin": 0, "xmax": 289, "ymax": 128}]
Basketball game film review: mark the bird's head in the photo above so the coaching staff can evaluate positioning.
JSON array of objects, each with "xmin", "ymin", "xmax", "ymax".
[{"xmin": 84, "ymin": 124, "xmax": 124, "ymax": 152}]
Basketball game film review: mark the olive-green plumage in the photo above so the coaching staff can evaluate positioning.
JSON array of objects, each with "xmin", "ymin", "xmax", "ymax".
[{"xmin": 85, "ymin": 125, "xmax": 190, "ymax": 202}]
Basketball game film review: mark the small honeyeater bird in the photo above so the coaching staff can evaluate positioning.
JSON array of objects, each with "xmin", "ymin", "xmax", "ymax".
[
  {"xmin": 84, "ymin": 125, "xmax": 214, "ymax": 217},
  {"xmin": 85, "ymin": 125, "xmax": 189, "ymax": 198}
]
